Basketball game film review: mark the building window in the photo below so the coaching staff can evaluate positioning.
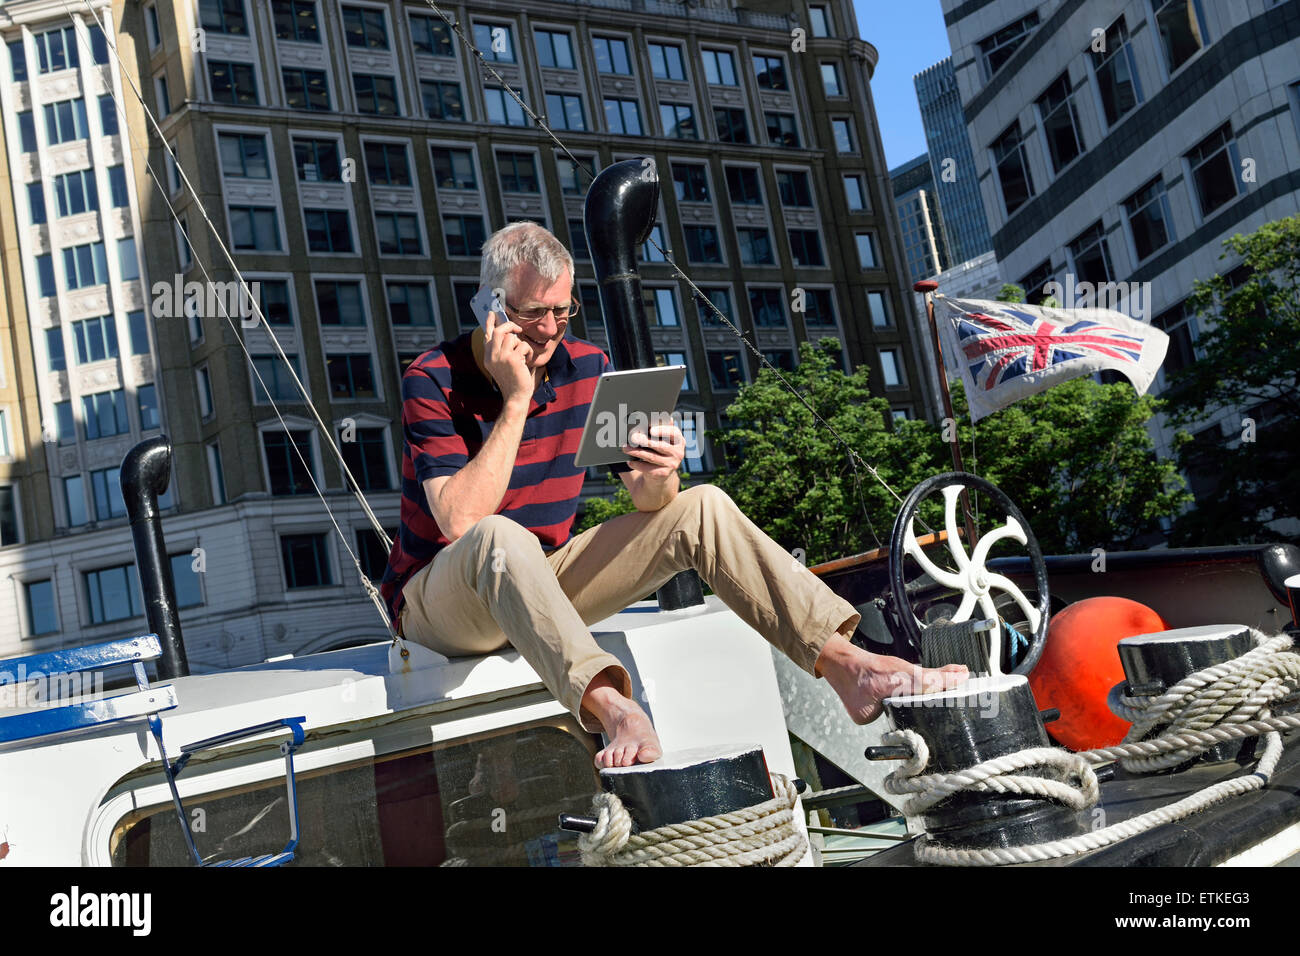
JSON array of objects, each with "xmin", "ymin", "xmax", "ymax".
[
  {"xmin": 8, "ymin": 39, "xmax": 25, "ymax": 82},
  {"xmin": 176, "ymin": 218, "xmax": 192, "ymax": 271},
  {"xmin": 166, "ymin": 147, "xmax": 182, "ymax": 193},
  {"xmin": 749, "ymin": 288, "xmax": 785, "ymax": 328},
  {"xmin": 343, "ymin": 5, "xmax": 388, "ymax": 48},
  {"xmin": 388, "ymin": 282, "xmax": 434, "ymax": 326},
  {"xmin": 83, "ymin": 389, "xmax": 129, "ymax": 439},
  {"xmin": 707, "ymin": 352, "xmax": 746, "ymax": 390},
  {"xmin": 649, "ymin": 42, "xmax": 685, "ymax": 80},
  {"xmin": 604, "ymin": 98, "xmax": 643, "ymax": 135},
  {"xmin": 44, "ymin": 97, "xmax": 88, "ymax": 145},
  {"xmin": 978, "ymin": 12, "xmax": 1040, "ymax": 81},
  {"xmin": 27, "ymin": 182, "xmax": 46, "ymax": 225},
  {"xmin": 1153, "ymin": 301, "xmax": 1199, "ymax": 380},
  {"xmin": 568, "ymin": 219, "xmax": 590, "ymax": 260},
  {"xmin": 19, "ymin": 111, "xmax": 37, "ymax": 153},
  {"xmin": 207, "ymin": 441, "xmax": 227, "ymax": 504},
  {"xmin": 99, "ymin": 95, "xmax": 118, "ymax": 136},
  {"xmin": 90, "ymin": 466, "xmax": 127, "ymax": 520},
  {"xmin": 128, "ymin": 310, "xmax": 150, "ymax": 354},
  {"xmin": 684, "ymin": 226, "xmax": 722, "ymax": 264},
  {"xmin": 86, "ymin": 563, "xmax": 143, "ymax": 624},
  {"xmin": 1153, "ymin": 0, "xmax": 1208, "ymax": 74},
  {"xmin": 283, "ymin": 68, "xmax": 331, "ymax": 111},
  {"xmin": 339, "ymin": 427, "xmax": 390, "ymax": 490},
  {"xmin": 485, "ymin": 87, "xmax": 527, "ymax": 126},
  {"xmin": 196, "ymin": 366, "xmax": 214, "ymax": 418},
  {"xmin": 1019, "ymin": 260, "xmax": 1057, "ymax": 305},
  {"xmin": 201, "ymin": 0, "xmax": 248, "ymax": 35},
  {"xmin": 592, "ymin": 36, "xmax": 632, "ymax": 75},
  {"xmin": 170, "ymin": 553, "xmax": 203, "ymax": 608},
  {"xmin": 557, "ymin": 155, "xmax": 594, "ymax": 195},
  {"xmin": 46, "ymin": 328, "xmax": 66, "ymax": 371},
  {"xmin": 1186, "ymin": 123, "xmax": 1242, "ymax": 219},
  {"xmin": 498, "ymin": 151, "xmax": 540, "ymax": 192},
  {"xmin": 444, "ymin": 215, "xmax": 487, "ymax": 256},
  {"xmin": 118, "ymin": 239, "xmax": 140, "ymax": 281},
  {"xmin": 35, "ymin": 26, "xmax": 78, "ymax": 74},
  {"xmin": 535, "ymin": 29, "xmax": 575, "ymax": 69},
  {"xmin": 762, "ymin": 350, "xmax": 795, "ymax": 373},
  {"xmin": 432, "ymin": 147, "xmax": 477, "ymax": 190},
  {"xmin": 316, "ymin": 281, "xmax": 365, "ymax": 325},
  {"xmin": 25, "ymin": 580, "xmax": 57, "ymax": 635},
  {"xmin": 1037, "ymin": 72, "xmax": 1084, "ymax": 173},
  {"xmin": 809, "ymin": 5, "xmax": 832, "ymax": 37},
  {"xmin": 832, "ymin": 118, "xmax": 854, "ymax": 153},
  {"xmin": 294, "ymin": 137, "xmax": 342, "ymax": 181},
  {"xmin": 208, "ymin": 61, "xmax": 259, "ymax": 105},
  {"xmin": 264, "ymin": 430, "xmax": 315, "ymax": 495},
  {"xmin": 1091, "ymin": 17, "xmax": 1142, "ymax": 128},
  {"xmin": 538, "ymin": 92, "xmax": 583, "ymax": 131},
  {"xmin": 715, "ymin": 108, "xmax": 750, "ymax": 145},
  {"xmin": 868, "ymin": 291, "xmax": 891, "ymax": 328},
  {"xmin": 654, "ymin": 351, "xmax": 692, "ymax": 392},
  {"xmin": 880, "ymin": 349, "xmax": 904, "ymax": 387},
  {"xmin": 660, "ymin": 103, "xmax": 697, "ymax": 139},
  {"xmin": 804, "ymin": 288, "xmax": 836, "ymax": 326},
  {"xmin": 788, "ymin": 230, "xmax": 824, "ymax": 267},
  {"xmin": 1124, "ymin": 177, "xmax": 1175, "ymax": 262},
  {"xmin": 376, "ymin": 213, "xmax": 422, "ymax": 255},
  {"xmin": 364, "ymin": 142, "xmax": 411, "ymax": 186},
  {"xmin": 738, "ymin": 228, "xmax": 774, "ymax": 266},
  {"xmin": 88, "ymin": 22, "xmax": 110, "ymax": 64},
  {"xmin": 697, "ymin": 287, "xmax": 733, "ymax": 327},
  {"xmin": 702, "ymin": 49, "xmax": 738, "ymax": 86},
  {"xmin": 63, "ymin": 242, "xmax": 108, "ymax": 290},
  {"xmin": 472, "ymin": 22, "xmax": 516, "ymax": 63},
  {"xmin": 821, "ymin": 62, "xmax": 843, "ymax": 97},
  {"xmin": 355, "ymin": 529, "xmax": 390, "ymax": 581},
  {"xmin": 672, "ymin": 163, "xmax": 710, "ymax": 203},
  {"xmin": 856, "ymin": 233, "xmax": 878, "ymax": 269},
  {"xmin": 274, "ymin": 1, "xmax": 320, "ymax": 42},
  {"xmin": 411, "ymin": 13, "xmax": 453, "ymax": 56},
  {"xmin": 252, "ymin": 354, "xmax": 303, "ymax": 402},
  {"xmin": 108, "ymin": 166, "xmax": 130, "ymax": 207},
  {"xmin": 725, "ymin": 167, "xmax": 762, "ymax": 205},
  {"xmin": 219, "ymin": 132, "xmax": 270, "ymax": 179},
  {"xmin": 281, "ymin": 533, "xmax": 333, "ymax": 588},
  {"xmin": 230, "ymin": 205, "xmax": 280, "ymax": 251},
  {"xmin": 36, "ymin": 254, "xmax": 57, "ymax": 296},
  {"xmin": 145, "ymin": 5, "xmax": 161, "ymax": 48},
  {"xmin": 777, "ymin": 170, "xmax": 813, "ymax": 207},
  {"xmin": 65, "ymin": 475, "xmax": 88, "ymax": 526},
  {"xmin": 765, "ymin": 113, "xmax": 799, "ymax": 148},
  {"xmin": 260, "ymin": 280, "xmax": 292, "ymax": 326},
  {"xmin": 155, "ymin": 75, "xmax": 171, "ymax": 117},
  {"xmin": 420, "ymin": 80, "xmax": 465, "ymax": 120},
  {"xmin": 328, "ymin": 354, "xmax": 377, "ymax": 399},
  {"xmin": 354, "ymin": 74, "xmax": 399, "ymax": 115},
  {"xmin": 992, "ymin": 122, "xmax": 1034, "ymax": 216},
  {"xmin": 753, "ymin": 54, "xmax": 788, "ymax": 90},
  {"xmin": 645, "ymin": 288, "xmax": 680, "ymax": 327},
  {"xmin": 453, "ymin": 281, "xmax": 479, "ymax": 329}
]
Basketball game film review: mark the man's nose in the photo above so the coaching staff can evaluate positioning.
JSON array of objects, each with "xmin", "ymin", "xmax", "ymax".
[{"xmin": 536, "ymin": 313, "xmax": 559, "ymax": 337}]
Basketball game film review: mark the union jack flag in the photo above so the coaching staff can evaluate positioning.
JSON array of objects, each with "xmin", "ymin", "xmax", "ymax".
[{"xmin": 933, "ymin": 296, "xmax": 1169, "ymax": 422}]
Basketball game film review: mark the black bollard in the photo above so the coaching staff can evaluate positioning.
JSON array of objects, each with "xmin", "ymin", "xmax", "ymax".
[
  {"xmin": 885, "ymin": 674, "xmax": 1086, "ymax": 851},
  {"xmin": 1117, "ymin": 624, "xmax": 1256, "ymax": 765}
]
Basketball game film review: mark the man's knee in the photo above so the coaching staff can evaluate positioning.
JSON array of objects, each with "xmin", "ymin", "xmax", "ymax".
[
  {"xmin": 460, "ymin": 514, "xmax": 544, "ymax": 557},
  {"xmin": 682, "ymin": 482, "xmax": 735, "ymax": 514}
]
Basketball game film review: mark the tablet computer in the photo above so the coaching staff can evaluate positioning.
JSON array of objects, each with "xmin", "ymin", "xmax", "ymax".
[{"xmin": 575, "ymin": 365, "xmax": 687, "ymax": 467}]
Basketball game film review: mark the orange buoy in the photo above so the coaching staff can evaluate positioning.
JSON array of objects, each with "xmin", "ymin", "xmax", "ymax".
[{"xmin": 1027, "ymin": 597, "xmax": 1168, "ymax": 751}]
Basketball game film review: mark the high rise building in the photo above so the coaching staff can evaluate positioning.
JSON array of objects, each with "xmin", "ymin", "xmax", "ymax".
[
  {"xmin": 0, "ymin": 0, "xmax": 933, "ymax": 664},
  {"xmin": 889, "ymin": 152, "xmax": 950, "ymax": 283}
]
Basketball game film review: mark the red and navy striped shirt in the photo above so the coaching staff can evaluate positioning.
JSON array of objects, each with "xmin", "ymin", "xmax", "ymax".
[{"xmin": 380, "ymin": 331, "xmax": 630, "ymax": 624}]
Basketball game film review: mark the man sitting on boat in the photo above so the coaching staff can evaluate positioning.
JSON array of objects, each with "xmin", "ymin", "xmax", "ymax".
[{"xmin": 381, "ymin": 222, "xmax": 968, "ymax": 767}]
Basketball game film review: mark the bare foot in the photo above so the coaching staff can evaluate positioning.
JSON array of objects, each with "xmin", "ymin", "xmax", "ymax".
[
  {"xmin": 582, "ymin": 668, "xmax": 663, "ymax": 769},
  {"xmin": 816, "ymin": 635, "xmax": 970, "ymax": 725}
]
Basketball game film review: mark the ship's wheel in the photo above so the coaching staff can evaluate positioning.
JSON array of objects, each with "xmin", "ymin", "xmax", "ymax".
[{"xmin": 887, "ymin": 472, "xmax": 1050, "ymax": 676}]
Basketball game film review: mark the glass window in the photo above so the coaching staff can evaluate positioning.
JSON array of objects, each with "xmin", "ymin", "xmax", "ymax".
[
  {"xmin": 35, "ymin": 26, "xmax": 78, "ymax": 74},
  {"xmin": 472, "ymin": 22, "xmax": 516, "ymax": 63},
  {"xmin": 702, "ymin": 49, "xmax": 737, "ymax": 86},
  {"xmin": 776, "ymin": 170, "xmax": 812, "ymax": 206},
  {"xmin": 25, "ymin": 580, "xmax": 57, "ymax": 635},
  {"xmin": 364, "ymin": 142, "xmax": 411, "ymax": 186},
  {"xmin": 208, "ymin": 61, "xmax": 259, "ymax": 105},
  {"xmin": 62, "ymin": 242, "xmax": 109, "ymax": 290},
  {"xmin": 259, "ymin": 280, "xmax": 292, "ymax": 326},
  {"xmin": 697, "ymin": 288, "xmax": 733, "ymax": 328},
  {"xmin": 1068, "ymin": 222, "xmax": 1112, "ymax": 286},
  {"xmin": 748, "ymin": 288, "xmax": 785, "ymax": 328},
  {"xmin": 82, "ymin": 389, "xmax": 129, "ymax": 439},
  {"xmin": 432, "ymin": 147, "xmax": 477, "ymax": 190},
  {"xmin": 342, "ymin": 5, "xmax": 388, "ymax": 48},
  {"xmin": 485, "ymin": 87, "xmax": 527, "ymax": 126},
  {"xmin": 544, "ymin": 92, "xmax": 586, "ymax": 131},
  {"xmin": 978, "ymin": 12, "xmax": 1040, "ymax": 81},
  {"xmin": 592, "ymin": 36, "xmax": 631, "ymax": 75},
  {"xmin": 339, "ymin": 428, "xmax": 390, "ymax": 491},
  {"xmin": 788, "ymin": 230, "xmax": 824, "ymax": 267},
  {"xmin": 804, "ymin": 288, "xmax": 836, "ymax": 326},
  {"xmin": 283, "ymin": 68, "xmax": 331, "ymax": 111},
  {"xmin": 992, "ymin": 121, "xmax": 1034, "ymax": 215},
  {"xmin": 201, "ymin": 0, "xmax": 248, "ymax": 36},
  {"xmin": 568, "ymin": 219, "xmax": 590, "ymax": 261},
  {"xmin": 263, "ymin": 430, "xmax": 315, "ymax": 495},
  {"xmin": 145, "ymin": 6, "xmax": 161, "ymax": 48},
  {"xmin": 672, "ymin": 163, "xmax": 710, "ymax": 202},
  {"xmin": 108, "ymin": 165, "xmax": 129, "ymax": 207},
  {"xmin": 19, "ymin": 111, "xmax": 37, "ymax": 152},
  {"xmin": 274, "ymin": 1, "xmax": 320, "ymax": 43},
  {"xmin": 880, "ymin": 349, "xmax": 903, "ymax": 387},
  {"xmin": 453, "ymin": 280, "xmax": 479, "ymax": 329},
  {"xmin": 421, "ymin": 80, "xmax": 465, "ymax": 121},
  {"xmin": 1092, "ymin": 16, "xmax": 1142, "ymax": 127},
  {"xmin": 9, "ymin": 40, "xmax": 27, "ymax": 82},
  {"xmin": 832, "ymin": 119, "xmax": 854, "ymax": 153},
  {"xmin": 655, "ymin": 352, "xmax": 692, "ymax": 392},
  {"xmin": 1037, "ymin": 72, "xmax": 1084, "ymax": 173},
  {"xmin": 765, "ymin": 113, "xmax": 799, "ymax": 148},
  {"xmin": 170, "ymin": 552, "xmax": 204, "ymax": 608},
  {"xmin": 738, "ymin": 228, "xmax": 773, "ymax": 266},
  {"xmin": 557, "ymin": 155, "xmax": 594, "ymax": 195},
  {"xmin": 762, "ymin": 350, "xmax": 795, "ymax": 373},
  {"xmin": 219, "ymin": 132, "xmax": 270, "ymax": 179},
  {"xmin": 294, "ymin": 137, "xmax": 342, "ymax": 182},
  {"xmin": 649, "ymin": 43, "xmax": 685, "ymax": 80},
  {"xmin": 315, "ymin": 281, "xmax": 365, "ymax": 325},
  {"xmin": 281, "ymin": 533, "xmax": 333, "ymax": 587},
  {"xmin": 155, "ymin": 76, "xmax": 170, "ymax": 117},
  {"xmin": 753, "ymin": 54, "xmax": 787, "ymax": 90},
  {"xmin": 660, "ymin": 103, "xmax": 697, "ymax": 139},
  {"xmin": 646, "ymin": 288, "xmax": 679, "ymax": 327},
  {"xmin": 89, "ymin": 22, "xmax": 110, "ymax": 64},
  {"xmin": 1153, "ymin": 301, "xmax": 1199, "ymax": 379},
  {"xmin": 684, "ymin": 226, "xmax": 722, "ymax": 264},
  {"xmin": 44, "ymin": 97, "xmax": 89, "ymax": 146},
  {"xmin": 118, "ymin": 238, "xmax": 140, "ymax": 281},
  {"xmin": 725, "ymin": 167, "xmax": 762, "ymax": 205},
  {"xmin": 138, "ymin": 384, "xmax": 160, "ymax": 430},
  {"xmin": 707, "ymin": 352, "xmax": 746, "ymax": 390},
  {"xmin": 641, "ymin": 224, "xmax": 667, "ymax": 263},
  {"xmin": 127, "ymin": 310, "xmax": 149, "ymax": 355},
  {"xmin": 856, "ymin": 233, "xmax": 878, "ymax": 269},
  {"xmin": 536, "ymin": 29, "xmax": 575, "ymax": 69},
  {"xmin": 444, "ymin": 216, "xmax": 486, "ymax": 257},
  {"xmin": 715, "ymin": 108, "xmax": 749, "ymax": 145},
  {"xmin": 196, "ymin": 367, "xmax": 214, "ymax": 418},
  {"xmin": 354, "ymin": 74, "xmax": 399, "ymax": 115},
  {"xmin": 411, "ymin": 13, "xmax": 453, "ymax": 56},
  {"xmin": 388, "ymin": 283, "xmax": 434, "ymax": 326},
  {"xmin": 604, "ymin": 98, "xmax": 642, "ymax": 135},
  {"xmin": 46, "ymin": 328, "xmax": 67, "ymax": 371},
  {"xmin": 498, "ymin": 151, "xmax": 540, "ymax": 192},
  {"xmin": 809, "ymin": 5, "xmax": 831, "ymax": 37},
  {"xmin": 99, "ymin": 95, "xmax": 118, "ymax": 136},
  {"xmin": 327, "ymin": 354, "xmax": 377, "ymax": 399},
  {"xmin": 230, "ymin": 205, "xmax": 280, "ymax": 251},
  {"xmin": 868, "ymin": 291, "xmax": 891, "ymax": 327},
  {"xmin": 65, "ymin": 475, "xmax": 88, "ymax": 526},
  {"xmin": 85, "ymin": 563, "xmax": 143, "ymax": 623},
  {"xmin": 1124, "ymin": 177, "xmax": 1175, "ymax": 262},
  {"xmin": 1186, "ymin": 123, "xmax": 1242, "ymax": 219},
  {"xmin": 27, "ymin": 182, "xmax": 46, "ymax": 225},
  {"xmin": 252, "ymin": 354, "xmax": 303, "ymax": 403},
  {"xmin": 376, "ymin": 213, "xmax": 422, "ymax": 255},
  {"xmin": 37, "ymin": 254, "xmax": 56, "ymax": 297},
  {"xmin": 91, "ymin": 466, "xmax": 127, "ymax": 520},
  {"xmin": 821, "ymin": 62, "xmax": 843, "ymax": 96},
  {"xmin": 1153, "ymin": 0, "xmax": 1207, "ymax": 74},
  {"xmin": 207, "ymin": 442, "xmax": 227, "ymax": 505}
]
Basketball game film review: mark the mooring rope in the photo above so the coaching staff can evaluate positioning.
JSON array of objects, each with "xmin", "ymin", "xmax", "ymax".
[
  {"xmin": 883, "ymin": 629, "xmax": 1300, "ymax": 865},
  {"xmin": 577, "ymin": 773, "xmax": 808, "ymax": 867}
]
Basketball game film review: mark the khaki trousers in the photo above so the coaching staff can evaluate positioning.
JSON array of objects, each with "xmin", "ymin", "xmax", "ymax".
[{"xmin": 398, "ymin": 483, "xmax": 861, "ymax": 733}]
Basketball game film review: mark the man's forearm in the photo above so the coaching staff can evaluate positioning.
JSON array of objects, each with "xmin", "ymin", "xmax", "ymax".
[
  {"xmin": 434, "ymin": 397, "xmax": 530, "ymax": 538},
  {"xmin": 627, "ymin": 470, "xmax": 680, "ymax": 512}
]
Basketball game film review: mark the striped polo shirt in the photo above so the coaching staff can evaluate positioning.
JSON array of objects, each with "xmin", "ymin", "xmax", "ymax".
[{"xmin": 380, "ymin": 330, "xmax": 630, "ymax": 625}]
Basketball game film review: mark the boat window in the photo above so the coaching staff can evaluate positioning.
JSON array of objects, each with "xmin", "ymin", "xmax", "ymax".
[{"xmin": 109, "ymin": 716, "xmax": 600, "ymax": 866}]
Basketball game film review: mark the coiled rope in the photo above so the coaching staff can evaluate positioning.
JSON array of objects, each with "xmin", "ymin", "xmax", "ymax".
[
  {"xmin": 577, "ymin": 773, "xmax": 808, "ymax": 867},
  {"xmin": 884, "ymin": 629, "xmax": 1300, "ymax": 866}
]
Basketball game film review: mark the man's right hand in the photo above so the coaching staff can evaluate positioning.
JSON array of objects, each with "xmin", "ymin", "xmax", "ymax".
[{"xmin": 483, "ymin": 311, "xmax": 534, "ymax": 404}]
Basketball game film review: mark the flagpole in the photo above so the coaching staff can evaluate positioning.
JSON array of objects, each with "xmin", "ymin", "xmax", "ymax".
[{"xmin": 914, "ymin": 280, "xmax": 978, "ymax": 548}]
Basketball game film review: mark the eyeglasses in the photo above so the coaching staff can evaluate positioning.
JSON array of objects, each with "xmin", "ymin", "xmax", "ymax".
[{"xmin": 505, "ymin": 298, "xmax": 581, "ymax": 322}]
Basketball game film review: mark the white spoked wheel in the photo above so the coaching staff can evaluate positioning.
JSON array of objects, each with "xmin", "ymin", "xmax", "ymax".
[{"xmin": 887, "ymin": 472, "xmax": 1051, "ymax": 676}]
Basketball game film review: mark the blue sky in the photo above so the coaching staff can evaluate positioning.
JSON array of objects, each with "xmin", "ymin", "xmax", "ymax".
[{"xmin": 851, "ymin": 0, "xmax": 954, "ymax": 171}]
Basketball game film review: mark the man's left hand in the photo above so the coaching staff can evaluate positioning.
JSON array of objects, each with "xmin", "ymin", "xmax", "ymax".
[{"xmin": 623, "ymin": 422, "xmax": 685, "ymax": 479}]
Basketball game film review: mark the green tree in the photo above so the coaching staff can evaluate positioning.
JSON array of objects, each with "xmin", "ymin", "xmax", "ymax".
[{"xmin": 1164, "ymin": 215, "xmax": 1300, "ymax": 545}]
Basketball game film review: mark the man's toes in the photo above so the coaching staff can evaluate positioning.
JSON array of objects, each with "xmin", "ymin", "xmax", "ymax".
[{"xmin": 637, "ymin": 741, "xmax": 662, "ymax": 764}]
